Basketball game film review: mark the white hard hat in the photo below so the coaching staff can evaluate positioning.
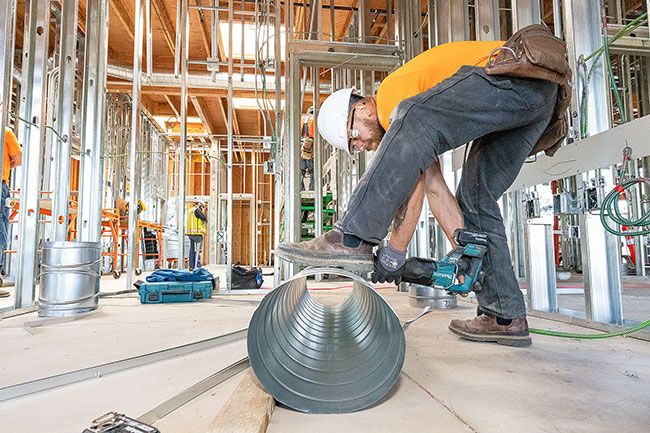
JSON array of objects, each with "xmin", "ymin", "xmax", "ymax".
[{"xmin": 317, "ymin": 88, "xmax": 355, "ymax": 154}]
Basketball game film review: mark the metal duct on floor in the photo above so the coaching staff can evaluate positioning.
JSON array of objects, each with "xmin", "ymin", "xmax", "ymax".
[{"xmin": 247, "ymin": 268, "xmax": 405, "ymax": 413}]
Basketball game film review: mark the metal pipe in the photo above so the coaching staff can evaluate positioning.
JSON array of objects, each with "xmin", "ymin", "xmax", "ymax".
[
  {"xmin": 427, "ymin": 0, "xmax": 435, "ymax": 47},
  {"xmin": 211, "ymin": 0, "xmax": 218, "ymax": 82},
  {"xmin": 247, "ymin": 268, "xmax": 405, "ymax": 413},
  {"xmin": 51, "ymin": 0, "xmax": 78, "ymax": 242},
  {"xmin": 177, "ymin": 0, "xmax": 189, "ymax": 269},
  {"xmin": 313, "ymin": 67, "xmax": 322, "ymax": 242},
  {"xmin": 240, "ymin": 0, "xmax": 245, "ymax": 79},
  {"xmin": 272, "ymin": 0, "xmax": 282, "ymax": 285},
  {"xmin": 552, "ymin": 0, "xmax": 563, "ymax": 38},
  {"xmin": 127, "ymin": 0, "xmax": 145, "ymax": 290},
  {"xmin": 146, "ymin": 0, "xmax": 152, "ymax": 78},
  {"xmin": 226, "ymin": 0, "xmax": 234, "ymax": 285},
  {"xmin": 174, "ymin": 0, "xmax": 182, "ymax": 77}
]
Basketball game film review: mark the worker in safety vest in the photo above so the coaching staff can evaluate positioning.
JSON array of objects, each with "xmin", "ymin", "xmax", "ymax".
[
  {"xmin": 277, "ymin": 33, "xmax": 570, "ymax": 347},
  {"xmin": 0, "ymin": 128, "xmax": 21, "ymax": 297},
  {"xmin": 186, "ymin": 200, "xmax": 207, "ymax": 270}
]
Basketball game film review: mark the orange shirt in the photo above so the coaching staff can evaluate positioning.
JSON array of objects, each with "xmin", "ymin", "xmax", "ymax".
[
  {"xmin": 3, "ymin": 128, "xmax": 21, "ymax": 183},
  {"xmin": 376, "ymin": 40, "xmax": 504, "ymax": 130}
]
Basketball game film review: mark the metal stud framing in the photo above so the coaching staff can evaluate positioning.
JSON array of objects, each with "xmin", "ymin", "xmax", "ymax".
[
  {"xmin": 78, "ymin": 0, "xmax": 110, "ymax": 244},
  {"xmin": 0, "ymin": 0, "xmax": 16, "ymax": 187},
  {"xmin": 14, "ymin": 0, "xmax": 51, "ymax": 308},
  {"xmin": 51, "ymin": 0, "xmax": 79, "ymax": 242},
  {"xmin": 176, "ymin": 0, "xmax": 189, "ymax": 270},
  {"xmin": 126, "ymin": 0, "xmax": 145, "ymax": 290}
]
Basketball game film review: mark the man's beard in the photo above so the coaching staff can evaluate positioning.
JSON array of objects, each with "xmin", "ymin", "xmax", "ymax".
[{"xmin": 370, "ymin": 121, "xmax": 386, "ymax": 146}]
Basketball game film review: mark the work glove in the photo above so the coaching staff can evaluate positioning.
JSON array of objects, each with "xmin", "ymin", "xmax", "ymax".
[{"xmin": 371, "ymin": 245, "xmax": 407, "ymax": 285}]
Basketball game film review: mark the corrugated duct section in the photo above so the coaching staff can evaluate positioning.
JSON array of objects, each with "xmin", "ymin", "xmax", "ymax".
[{"xmin": 247, "ymin": 268, "xmax": 405, "ymax": 413}]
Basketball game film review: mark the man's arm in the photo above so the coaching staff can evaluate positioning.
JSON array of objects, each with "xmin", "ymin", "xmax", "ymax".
[
  {"xmin": 194, "ymin": 207, "xmax": 207, "ymax": 222},
  {"xmin": 5, "ymin": 129, "xmax": 22, "ymax": 167},
  {"xmin": 423, "ymin": 161, "xmax": 463, "ymax": 246},
  {"xmin": 387, "ymin": 173, "xmax": 425, "ymax": 252},
  {"xmin": 387, "ymin": 160, "xmax": 463, "ymax": 252}
]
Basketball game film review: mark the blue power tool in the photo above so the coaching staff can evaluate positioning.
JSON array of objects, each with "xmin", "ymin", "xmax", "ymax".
[{"xmin": 401, "ymin": 229, "xmax": 488, "ymax": 295}]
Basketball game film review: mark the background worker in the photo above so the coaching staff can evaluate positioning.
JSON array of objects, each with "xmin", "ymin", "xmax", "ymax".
[
  {"xmin": 0, "ymin": 128, "xmax": 22, "ymax": 297},
  {"xmin": 278, "ymin": 35, "xmax": 569, "ymax": 347},
  {"xmin": 186, "ymin": 200, "xmax": 207, "ymax": 270},
  {"xmin": 300, "ymin": 106, "xmax": 315, "ymax": 191}
]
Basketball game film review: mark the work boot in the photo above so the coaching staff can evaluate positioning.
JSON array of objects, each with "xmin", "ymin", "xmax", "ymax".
[
  {"xmin": 276, "ymin": 229, "xmax": 374, "ymax": 270},
  {"xmin": 0, "ymin": 290, "xmax": 9, "ymax": 298},
  {"xmin": 448, "ymin": 314, "xmax": 532, "ymax": 347}
]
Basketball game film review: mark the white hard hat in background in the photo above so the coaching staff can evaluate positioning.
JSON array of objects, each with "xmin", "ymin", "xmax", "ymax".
[{"xmin": 317, "ymin": 88, "xmax": 355, "ymax": 155}]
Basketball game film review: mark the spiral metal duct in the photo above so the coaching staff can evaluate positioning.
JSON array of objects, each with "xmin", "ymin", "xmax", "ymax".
[{"xmin": 247, "ymin": 268, "xmax": 405, "ymax": 413}]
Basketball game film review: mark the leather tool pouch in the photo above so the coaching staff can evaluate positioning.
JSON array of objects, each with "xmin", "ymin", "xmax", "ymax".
[
  {"xmin": 485, "ymin": 24, "xmax": 569, "ymax": 84},
  {"xmin": 485, "ymin": 24, "xmax": 572, "ymax": 157}
]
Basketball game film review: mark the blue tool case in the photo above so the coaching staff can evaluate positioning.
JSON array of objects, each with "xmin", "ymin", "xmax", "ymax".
[{"xmin": 137, "ymin": 280, "xmax": 213, "ymax": 304}]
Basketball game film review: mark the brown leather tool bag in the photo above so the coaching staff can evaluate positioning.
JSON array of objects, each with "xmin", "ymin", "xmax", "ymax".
[
  {"xmin": 485, "ymin": 24, "xmax": 572, "ymax": 156},
  {"xmin": 530, "ymin": 80, "xmax": 572, "ymax": 157},
  {"xmin": 485, "ymin": 24, "xmax": 569, "ymax": 84}
]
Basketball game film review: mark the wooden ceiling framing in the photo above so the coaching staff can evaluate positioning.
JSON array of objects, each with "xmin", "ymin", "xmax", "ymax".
[
  {"xmin": 15, "ymin": 0, "xmax": 645, "ymax": 142},
  {"xmin": 100, "ymin": 0, "xmax": 396, "ymax": 140}
]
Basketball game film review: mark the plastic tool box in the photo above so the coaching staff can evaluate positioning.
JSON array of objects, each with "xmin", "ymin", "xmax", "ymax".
[{"xmin": 137, "ymin": 280, "xmax": 213, "ymax": 304}]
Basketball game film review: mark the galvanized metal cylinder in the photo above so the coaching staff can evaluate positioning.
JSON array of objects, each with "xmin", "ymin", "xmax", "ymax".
[
  {"xmin": 247, "ymin": 268, "xmax": 405, "ymax": 413},
  {"xmin": 38, "ymin": 241, "xmax": 101, "ymax": 317},
  {"xmin": 407, "ymin": 283, "xmax": 457, "ymax": 309}
]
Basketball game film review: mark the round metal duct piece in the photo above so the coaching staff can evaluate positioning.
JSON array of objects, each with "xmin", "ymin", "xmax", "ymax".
[
  {"xmin": 407, "ymin": 283, "xmax": 457, "ymax": 309},
  {"xmin": 247, "ymin": 268, "xmax": 405, "ymax": 414}
]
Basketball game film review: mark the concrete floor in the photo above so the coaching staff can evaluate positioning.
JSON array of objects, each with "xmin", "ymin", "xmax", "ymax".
[{"xmin": 0, "ymin": 267, "xmax": 649, "ymax": 433}]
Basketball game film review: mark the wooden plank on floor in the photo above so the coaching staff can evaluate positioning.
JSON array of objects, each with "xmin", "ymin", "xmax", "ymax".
[{"xmin": 206, "ymin": 369, "xmax": 275, "ymax": 433}]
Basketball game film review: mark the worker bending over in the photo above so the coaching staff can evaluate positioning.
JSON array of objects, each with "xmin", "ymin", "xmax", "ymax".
[{"xmin": 278, "ymin": 26, "xmax": 570, "ymax": 347}]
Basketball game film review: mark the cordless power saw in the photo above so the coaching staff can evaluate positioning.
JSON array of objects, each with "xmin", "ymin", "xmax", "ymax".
[{"xmin": 401, "ymin": 229, "xmax": 488, "ymax": 295}]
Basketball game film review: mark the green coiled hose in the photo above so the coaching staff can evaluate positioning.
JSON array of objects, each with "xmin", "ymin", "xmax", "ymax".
[
  {"xmin": 529, "ymin": 319, "xmax": 650, "ymax": 339},
  {"xmin": 600, "ymin": 178, "xmax": 650, "ymax": 237},
  {"xmin": 530, "ymin": 178, "xmax": 650, "ymax": 339}
]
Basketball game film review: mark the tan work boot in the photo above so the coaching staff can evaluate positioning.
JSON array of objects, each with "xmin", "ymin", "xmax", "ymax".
[
  {"xmin": 276, "ymin": 229, "xmax": 374, "ymax": 270},
  {"xmin": 448, "ymin": 314, "xmax": 532, "ymax": 347},
  {"xmin": 0, "ymin": 290, "xmax": 9, "ymax": 298}
]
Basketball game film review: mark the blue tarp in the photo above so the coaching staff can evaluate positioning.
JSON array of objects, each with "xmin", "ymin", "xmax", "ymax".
[{"xmin": 146, "ymin": 267, "xmax": 215, "ymax": 283}]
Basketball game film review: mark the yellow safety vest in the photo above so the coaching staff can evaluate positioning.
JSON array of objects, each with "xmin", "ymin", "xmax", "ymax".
[{"xmin": 186, "ymin": 207, "xmax": 206, "ymax": 235}]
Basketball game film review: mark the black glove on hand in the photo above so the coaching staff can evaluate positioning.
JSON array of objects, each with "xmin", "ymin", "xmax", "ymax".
[{"xmin": 371, "ymin": 245, "xmax": 407, "ymax": 285}]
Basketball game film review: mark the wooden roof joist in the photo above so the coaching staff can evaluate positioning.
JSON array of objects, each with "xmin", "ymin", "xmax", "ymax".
[{"xmin": 106, "ymin": 82, "xmax": 285, "ymax": 99}]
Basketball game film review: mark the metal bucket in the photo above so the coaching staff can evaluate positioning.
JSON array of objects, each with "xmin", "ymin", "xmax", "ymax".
[
  {"xmin": 38, "ymin": 241, "xmax": 101, "ymax": 317},
  {"xmin": 247, "ymin": 268, "xmax": 405, "ymax": 414},
  {"xmin": 407, "ymin": 283, "xmax": 457, "ymax": 309}
]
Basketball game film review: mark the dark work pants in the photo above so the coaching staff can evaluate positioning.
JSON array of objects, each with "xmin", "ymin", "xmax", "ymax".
[
  {"xmin": 336, "ymin": 66, "xmax": 557, "ymax": 319},
  {"xmin": 188, "ymin": 234, "xmax": 203, "ymax": 270},
  {"xmin": 300, "ymin": 158, "xmax": 314, "ymax": 191},
  {"xmin": 0, "ymin": 183, "xmax": 8, "ymax": 271}
]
